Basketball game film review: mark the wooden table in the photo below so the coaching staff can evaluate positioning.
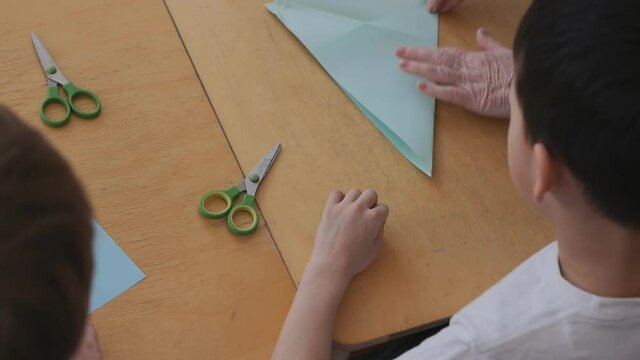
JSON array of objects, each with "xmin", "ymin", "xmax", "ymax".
[
  {"xmin": 1, "ymin": 1, "xmax": 294, "ymax": 359},
  {"xmin": 165, "ymin": 0, "xmax": 553, "ymax": 348}
]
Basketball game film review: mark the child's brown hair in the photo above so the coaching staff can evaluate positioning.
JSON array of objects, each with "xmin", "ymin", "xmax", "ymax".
[{"xmin": 0, "ymin": 106, "xmax": 94, "ymax": 360}]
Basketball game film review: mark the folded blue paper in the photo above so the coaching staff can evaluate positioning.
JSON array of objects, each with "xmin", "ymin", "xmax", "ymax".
[
  {"xmin": 267, "ymin": 0, "xmax": 438, "ymax": 175},
  {"xmin": 90, "ymin": 221, "xmax": 145, "ymax": 312}
]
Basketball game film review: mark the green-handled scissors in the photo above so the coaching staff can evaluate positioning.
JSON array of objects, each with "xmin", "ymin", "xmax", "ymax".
[
  {"xmin": 199, "ymin": 144, "xmax": 281, "ymax": 236},
  {"xmin": 32, "ymin": 32, "xmax": 101, "ymax": 128}
]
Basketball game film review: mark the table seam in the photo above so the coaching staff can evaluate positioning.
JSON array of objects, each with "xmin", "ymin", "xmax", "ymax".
[{"xmin": 162, "ymin": 0, "xmax": 297, "ymax": 289}]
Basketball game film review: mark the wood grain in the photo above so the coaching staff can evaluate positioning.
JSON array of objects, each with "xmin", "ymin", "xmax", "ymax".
[
  {"xmin": 0, "ymin": 0, "xmax": 294, "ymax": 358},
  {"xmin": 165, "ymin": 0, "xmax": 553, "ymax": 347}
]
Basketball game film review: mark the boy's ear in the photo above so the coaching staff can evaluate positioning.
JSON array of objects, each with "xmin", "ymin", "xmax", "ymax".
[{"xmin": 532, "ymin": 143, "xmax": 554, "ymax": 203}]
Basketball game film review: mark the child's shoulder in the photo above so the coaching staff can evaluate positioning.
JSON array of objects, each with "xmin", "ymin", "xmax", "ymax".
[
  {"xmin": 455, "ymin": 241, "xmax": 561, "ymax": 332},
  {"xmin": 448, "ymin": 241, "xmax": 640, "ymax": 357}
]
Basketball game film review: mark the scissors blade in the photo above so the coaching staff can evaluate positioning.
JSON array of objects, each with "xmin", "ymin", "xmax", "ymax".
[
  {"xmin": 244, "ymin": 144, "xmax": 281, "ymax": 196},
  {"xmin": 236, "ymin": 180, "xmax": 247, "ymax": 192},
  {"xmin": 31, "ymin": 32, "xmax": 67, "ymax": 85}
]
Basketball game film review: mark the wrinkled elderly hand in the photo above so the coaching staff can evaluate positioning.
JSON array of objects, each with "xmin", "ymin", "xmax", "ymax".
[
  {"xmin": 396, "ymin": 28, "xmax": 513, "ymax": 118},
  {"xmin": 426, "ymin": 0, "xmax": 466, "ymax": 13}
]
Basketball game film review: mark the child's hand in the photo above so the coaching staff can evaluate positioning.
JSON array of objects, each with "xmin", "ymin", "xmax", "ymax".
[
  {"xmin": 71, "ymin": 322, "xmax": 102, "ymax": 360},
  {"xmin": 273, "ymin": 190, "xmax": 388, "ymax": 360},
  {"xmin": 309, "ymin": 189, "xmax": 389, "ymax": 285}
]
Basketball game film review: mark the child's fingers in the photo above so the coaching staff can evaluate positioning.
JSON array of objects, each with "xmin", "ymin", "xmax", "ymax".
[
  {"xmin": 344, "ymin": 188, "xmax": 362, "ymax": 203},
  {"xmin": 371, "ymin": 203, "xmax": 389, "ymax": 222},
  {"xmin": 326, "ymin": 190, "xmax": 345, "ymax": 207},
  {"xmin": 356, "ymin": 189, "xmax": 378, "ymax": 209}
]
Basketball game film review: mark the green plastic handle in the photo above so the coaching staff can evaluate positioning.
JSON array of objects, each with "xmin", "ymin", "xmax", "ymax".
[
  {"xmin": 40, "ymin": 86, "xmax": 71, "ymax": 128},
  {"xmin": 227, "ymin": 194, "xmax": 259, "ymax": 236},
  {"xmin": 199, "ymin": 186, "xmax": 241, "ymax": 219},
  {"xmin": 63, "ymin": 82, "xmax": 101, "ymax": 119}
]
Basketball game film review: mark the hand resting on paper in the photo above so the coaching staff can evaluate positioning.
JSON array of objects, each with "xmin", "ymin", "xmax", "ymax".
[
  {"xmin": 426, "ymin": 0, "xmax": 466, "ymax": 13},
  {"xmin": 396, "ymin": 28, "xmax": 513, "ymax": 118}
]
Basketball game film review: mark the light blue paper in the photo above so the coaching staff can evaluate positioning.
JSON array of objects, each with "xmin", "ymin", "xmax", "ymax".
[
  {"xmin": 267, "ymin": 0, "xmax": 438, "ymax": 175},
  {"xmin": 90, "ymin": 221, "xmax": 145, "ymax": 312}
]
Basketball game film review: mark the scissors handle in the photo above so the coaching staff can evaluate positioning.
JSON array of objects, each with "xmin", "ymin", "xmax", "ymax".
[
  {"xmin": 198, "ymin": 186, "xmax": 260, "ymax": 236},
  {"xmin": 63, "ymin": 82, "xmax": 101, "ymax": 119},
  {"xmin": 40, "ymin": 86, "xmax": 71, "ymax": 128},
  {"xmin": 199, "ymin": 186, "xmax": 242, "ymax": 219},
  {"xmin": 226, "ymin": 194, "xmax": 259, "ymax": 236}
]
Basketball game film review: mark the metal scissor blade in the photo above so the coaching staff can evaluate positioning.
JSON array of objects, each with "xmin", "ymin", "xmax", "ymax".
[
  {"xmin": 244, "ymin": 144, "xmax": 281, "ymax": 196},
  {"xmin": 31, "ymin": 32, "xmax": 66, "ymax": 85},
  {"xmin": 32, "ymin": 33, "xmax": 56, "ymax": 74},
  {"xmin": 249, "ymin": 144, "xmax": 281, "ymax": 179}
]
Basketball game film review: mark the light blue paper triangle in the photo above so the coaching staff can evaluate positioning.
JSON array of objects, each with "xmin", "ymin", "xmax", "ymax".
[
  {"xmin": 267, "ymin": 0, "xmax": 438, "ymax": 175},
  {"xmin": 90, "ymin": 221, "xmax": 145, "ymax": 312}
]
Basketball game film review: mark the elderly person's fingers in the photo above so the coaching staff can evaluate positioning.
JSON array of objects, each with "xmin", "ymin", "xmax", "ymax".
[
  {"xmin": 398, "ymin": 28, "xmax": 513, "ymax": 118},
  {"xmin": 426, "ymin": 0, "xmax": 466, "ymax": 13}
]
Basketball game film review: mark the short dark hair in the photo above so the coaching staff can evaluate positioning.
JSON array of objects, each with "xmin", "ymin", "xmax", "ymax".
[
  {"xmin": 0, "ymin": 106, "xmax": 93, "ymax": 360},
  {"xmin": 513, "ymin": 0, "xmax": 640, "ymax": 228}
]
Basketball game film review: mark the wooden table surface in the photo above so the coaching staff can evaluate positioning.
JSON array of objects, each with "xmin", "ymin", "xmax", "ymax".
[
  {"xmin": 165, "ymin": 0, "xmax": 553, "ymax": 347},
  {"xmin": 1, "ymin": 1, "xmax": 294, "ymax": 359}
]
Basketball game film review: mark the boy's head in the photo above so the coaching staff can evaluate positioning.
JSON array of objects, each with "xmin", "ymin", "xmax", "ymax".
[
  {"xmin": 0, "ymin": 106, "xmax": 93, "ymax": 360},
  {"xmin": 508, "ymin": 0, "xmax": 640, "ymax": 230}
]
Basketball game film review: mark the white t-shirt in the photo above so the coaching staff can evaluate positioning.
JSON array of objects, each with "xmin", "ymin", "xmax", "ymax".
[{"xmin": 397, "ymin": 241, "xmax": 640, "ymax": 360}]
